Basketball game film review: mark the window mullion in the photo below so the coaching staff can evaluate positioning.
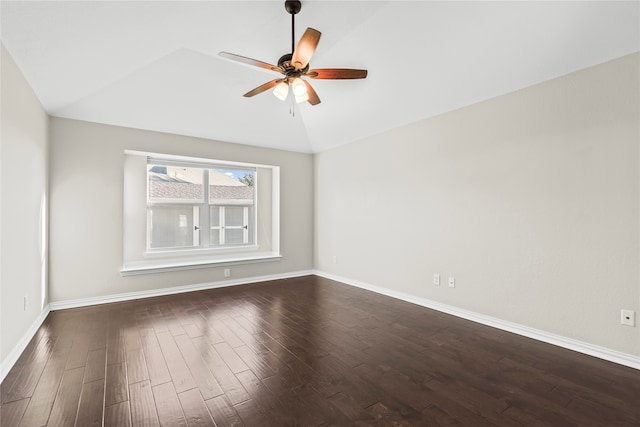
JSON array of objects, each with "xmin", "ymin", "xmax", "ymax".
[
  {"xmin": 243, "ymin": 207, "xmax": 249, "ymax": 244},
  {"xmin": 220, "ymin": 206, "xmax": 226, "ymax": 245},
  {"xmin": 200, "ymin": 169, "xmax": 210, "ymax": 247}
]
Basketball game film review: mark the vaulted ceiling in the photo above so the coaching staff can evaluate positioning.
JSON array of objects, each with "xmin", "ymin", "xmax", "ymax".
[{"xmin": 2, "ymin": 1, "xmax": 638, "ymax": 153}]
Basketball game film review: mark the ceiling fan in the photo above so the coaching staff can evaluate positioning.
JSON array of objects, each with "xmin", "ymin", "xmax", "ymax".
[{"xmin": 219, "ymin": 0, "xmax": 367, "ymax": 106}]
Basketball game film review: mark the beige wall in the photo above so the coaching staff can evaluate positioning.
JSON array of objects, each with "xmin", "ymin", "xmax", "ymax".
[
  {"xmin": 1, "ymin": 44, "xmax": 50, "ymax": 364},
  {"xmin": 49, "ymin": 118, "xmax": 313, "ymax": 302},
  {"xmin": 315, "ymin": 53, "xmax": 640, "ymax": 357}
]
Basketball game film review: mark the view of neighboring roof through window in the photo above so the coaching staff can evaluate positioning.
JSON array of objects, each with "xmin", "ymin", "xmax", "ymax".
[{"xmin": 147, "ymin": 162, "xmax": 256, "ymax": 250}]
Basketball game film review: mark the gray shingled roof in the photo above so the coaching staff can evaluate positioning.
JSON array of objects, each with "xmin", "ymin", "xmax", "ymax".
[{"xmin": 149, "ymin": 174, "xmax": 253, "ymax": 203}]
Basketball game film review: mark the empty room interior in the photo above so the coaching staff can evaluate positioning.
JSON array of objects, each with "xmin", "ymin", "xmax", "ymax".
[{"xmin": 1, "ymin": 1, "xmax": 639, "ymax": 426}]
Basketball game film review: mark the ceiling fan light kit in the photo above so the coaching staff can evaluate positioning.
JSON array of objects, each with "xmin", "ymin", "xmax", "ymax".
[
  {"xmin": 219, "ymin": 0, "xmax": 367, "ymax": 107},
  {"xmin": 291, "ymin": 77, "xmax": 307, "ymax": 96},
  {"xmin": 273, "ymin": 81, "xmax": 290, "ymax": 101}
]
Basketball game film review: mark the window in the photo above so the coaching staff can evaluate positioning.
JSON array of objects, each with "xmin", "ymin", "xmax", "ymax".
[
  {"xmin": 147, "ymin": 161, "xmax": 256, "ymax": 250},
  {"xmin": 121, "ymin": 151, "xmax": 281, "ymax": 275}
]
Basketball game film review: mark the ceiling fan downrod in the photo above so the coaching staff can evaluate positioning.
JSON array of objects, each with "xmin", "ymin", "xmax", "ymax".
[{"xmin": 285, "ymin": 0, "xmax": 302, "ymax": 54}]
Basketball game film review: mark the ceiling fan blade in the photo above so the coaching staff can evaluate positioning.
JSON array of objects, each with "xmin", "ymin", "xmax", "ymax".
[
  {"xmin": 219, "ymin": 52, "xmax": 281, "ymax": 73},
  {"xmin": 304, "ymin": 81, "xmax": 321, "ymax": 105},
  {"xmin": 307, "ymin": 68, "xmax": 368, "ymax": 79},
  {"xmin": 291, "ymin": 28, "xmax": 321, "ymax": 70},
  {"xmin": 243, "ymin": 79, "xmax": 284, "ymax": 97}
]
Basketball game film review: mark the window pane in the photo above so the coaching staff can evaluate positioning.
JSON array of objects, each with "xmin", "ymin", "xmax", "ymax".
[
  {"xmin": 148, "ymin": 165, "xmax": 204, "ymax": 203},
  {"xmin": 225, "ymin": 229, "xmax": 244, "ymax": 245},
  {"xmin": 149, "ymin": 206, "xmax": 194, "ymax": 248},
  {"xmin": 209, "ymin": 168, "xmax": 254, "ymax": 205},
  {"xmin": 210, "ymin": 228, "xmax": 221, "ymax": 246},
  {"xmin": 210, "ymin": 206, "xmax": 220, "ymax": 227},
  {"xmin": 225, "ymin": 206, "xmax": 244, "ymax": 227}
]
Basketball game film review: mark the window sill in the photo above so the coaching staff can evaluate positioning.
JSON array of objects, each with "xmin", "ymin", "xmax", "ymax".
[
  {"xmin": 144, "ymin": 245, "xmax": 259, "ymax": 258},
  {"xmin": 120, "ymin": 253, "xmax": 282, "ymax": 276}
]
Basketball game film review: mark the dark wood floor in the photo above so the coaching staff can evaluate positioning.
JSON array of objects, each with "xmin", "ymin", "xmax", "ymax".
[{"xmin": 1, "ymin": 275, "xmax": 639, "ymax": 426}]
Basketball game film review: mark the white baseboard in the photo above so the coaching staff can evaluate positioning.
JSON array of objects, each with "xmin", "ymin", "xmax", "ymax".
[
  {"xmin": 314, "ymin": 270, "xmax": 640, "ymax": 371},
  {"xmin": 49, "ymin": 270, "xmax": 314, "ymax": 311},
  {"xmin": 1, "ymin": 305, "xmax": 51, "ymax": 383}
]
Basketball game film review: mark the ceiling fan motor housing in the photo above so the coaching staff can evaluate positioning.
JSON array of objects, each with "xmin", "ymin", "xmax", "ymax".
[{"xmin": 277, "ymin": 53, "xmax": 309, "ymax": 75}]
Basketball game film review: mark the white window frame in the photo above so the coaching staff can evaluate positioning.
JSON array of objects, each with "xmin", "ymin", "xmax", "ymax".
[{"xmin": 121, "ymin": 150, "xmax": 281, "ymax": 275}]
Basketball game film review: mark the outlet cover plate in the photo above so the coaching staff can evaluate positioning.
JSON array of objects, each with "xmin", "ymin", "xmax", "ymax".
[{"xmin": 621, "ymin": 309, "xmax": 636, "ymax": 327}]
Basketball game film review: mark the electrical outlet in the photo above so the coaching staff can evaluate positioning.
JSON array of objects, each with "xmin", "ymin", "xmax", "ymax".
[
  {"xmin": 448, "ymin": 277, "xmax": 455, "ymax": 288},
  {"xmin": 433, "ymin": 274, "xmax": 440, "ymax": 286},
  {"xmin": 621, "ymin": 309, "xmax": 635, "ymax": 327},
  {"xmin": 333, "ymin": 255, "xmax": 337, "ymax": 264},
  {"xmin": 224, "ymin": 268, "xmax": 231, "ymax": 278},
  {"xmin": 23, "ymin": 296, "xmax": 28, "ymax": 311}
]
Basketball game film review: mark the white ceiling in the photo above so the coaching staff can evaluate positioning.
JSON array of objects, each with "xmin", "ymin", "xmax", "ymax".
[{"xmin": 2, "ymin": 1, "xmax": 638, "ymax": 153}]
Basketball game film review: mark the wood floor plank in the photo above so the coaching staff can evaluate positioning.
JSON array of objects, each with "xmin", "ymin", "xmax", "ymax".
[
  {"xmin": 233, "ymin": 345, "xmax": 277, "ymax": 380},
  {"xmin": 46, "ymin": 367, "xmax": 84, "ymax": 426},
  {"xmin": 2, "ymin": 336, "xmax": 57, "ymax": 403},
  {"xmin": 75, "ymin": 379, "xmax": 104, "ymax": 427},
  {"xmin": 231, "ymin": 398, "xmax": 266, "ymax": 426},
  {"xmin": 152, "ymin": 382, "xmax": 188, "ymax": 427},
  {"xmin": 198, "ymin": 319, "xmax": 226, "ymax": 345},
  {"xmin": 106, "ymin": 332, "xmax": 126, "ymax": 366},
  {"xmin": 261, "ymin": 374, "xmax": 325, "ymax": 426},
  {"xmin": 129, "ymin": 380, "xmax": 160, "ymax": 427},
  {"xmin": 156, "ymin": 331, "xmax": 198, "ymax": 393},
  {"xmin": 18, "ymin": 341, "xmax": 73, "ymax": 426},
  {"xmin": 126, "ymin": 348, "xmax": 150, "ymax": 384},
  {"xmin": 139, "ymin": 327, "xmax": 161, "ymax": 349},
  {"xmin": 0, "ymin": 366, "xmax": 25, "ymax": 404},
  {"xmin": 64, "ymin": 334, "xmax": 90, "ymax": 370},
  {"xmin": 173, "ymin": 334, "xmax": 224, "ymax": 400},
  {"xmin": 216, "ymin": 313, "xmax": 256, "ymax": 348},
  {"xmin": 2, "ymin": 328, "xmax": 49, "ymax": 391},
  {"xmin": 235, "ymin": 369, "xmax": 295, "ymax": 425},
  {"xmin": 314, "ymin": 354, "xmax": 379, "ymax": 407},
  {"xmin": 123, "ymin": 328, "xmax": 143, "ymax": 352},
  {"xmin": 293, "ymin": 383, "xmax": 355, "ymax": 426},
  {"xmin": 212, "ymin": 342, "xmax": 249, "ymax": 374},
  {"xmin": 104, "ymin": 401, "xmax": 131, "ymax": 427},
  {"xmin": 105, "ymin": 362, "xmax": 128, "ymax": 406},
  {"xmin": 177, "ymin": 388, "xmax": 217, "ymax": 427},
  {"xmin": 329, "ymin": 391, "xmax": 378, "ymax": 424},
  {"xmin": 193, "ymin": 337, "xmax": 250, "ymax": 406},
  {"xmin": 84, "ymin": 347, "xmax": 107, "ymax": 384},
  {"xmin": 88, "ymin": 317, "xmax": 108, "ymax": 351},
  {"xmin": 204, "ymin": 395, "xmax": 243, "ymax": 426},
  {"xmin": 0, "ymin": 398, "xmax": 30, "ymax": 427},
  {"xmin": 144, "ymin": 346, "xmax": 172, "ymax": 387},
  {"xmin": 182, "ymin": 323, "xmax": 204, "ymax": 339},
  {"xmin": 210, "ymin": 319, "xmax": 244, "ymax": 348},
  {"xmin": 167, "ymin": 316, "xmax": 188, "ymax": 337}
]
